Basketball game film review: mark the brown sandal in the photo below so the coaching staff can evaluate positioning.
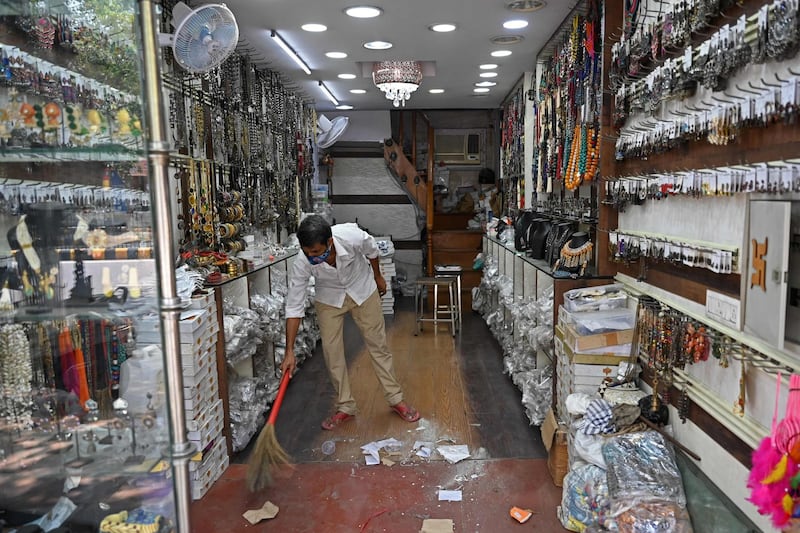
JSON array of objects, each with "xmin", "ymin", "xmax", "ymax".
[
  {"xmin": 321, "ymin": 411, "xmax": 354, "ymax": 430},
  {"xmin": 391, "ymin": 402, "xmax": 420, "ymax": 423}
]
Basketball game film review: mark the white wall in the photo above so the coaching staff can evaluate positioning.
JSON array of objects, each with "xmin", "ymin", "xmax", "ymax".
[
  {"xmin": 330, "ymin": 157, "xmax": 423, "ymax": 288},
  {"xmin": 322, "ymin": 110, "xmax": 391, "ymax": 143}
]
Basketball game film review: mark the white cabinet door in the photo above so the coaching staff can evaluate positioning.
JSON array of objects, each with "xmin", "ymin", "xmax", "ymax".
[{"xmin": 745, "ymin": 200, "xmax": 790, "ymax": 349}]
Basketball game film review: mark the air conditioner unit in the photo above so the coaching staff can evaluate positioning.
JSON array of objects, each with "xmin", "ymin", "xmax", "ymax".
[{"xmin": 434, "ymin": 132, "xmax": 481, "ymax": 165}]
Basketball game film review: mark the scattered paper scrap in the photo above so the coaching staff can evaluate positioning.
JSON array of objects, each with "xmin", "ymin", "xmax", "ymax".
[
  {"xmin": 420, "ymin": 518, "xmax": 454, "ymax": 532},
  {"xmin": 414, "ymin": 440, "xmax": 434, "ymax": 458},
  {"xmin": 361, "ymin": 437, "xmax": 403, "ymax": 465},
  {"xmin": 63, "ymin": 475, "xmax": 81, "ymax": 493},
  {"xmin": 509, "ymin": 506, "xmax": 533, "ymax": 523},
  {"xmin": 438, "ymin": 490, "xmax": 462, "ymax": 502},
  {"xmin": 437, "ymin": 444, "xmax": 470, "ymax": 464},
  {"xmin": 243, "ymin": 501, "xmax": 279, "ymax": 525},
  {"xmin": 381, "ymin": 456, "xmax": 396, "ymax": 467}
]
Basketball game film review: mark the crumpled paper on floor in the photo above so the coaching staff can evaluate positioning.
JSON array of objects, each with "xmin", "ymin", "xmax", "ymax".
[
  {"xmin": 361, "ymin": 437, "xmax": 403, "ymax": 465},
  {"xmin": 420, "ymin": 518, "xmax": 454, "ymax": 532},
  {"xmin": 437, "ymin": 444, "xmax": 470, "ymax": 464},
  {"xmin": 243, "ymin": 501, "xmax": 279, "ymax": 525}
]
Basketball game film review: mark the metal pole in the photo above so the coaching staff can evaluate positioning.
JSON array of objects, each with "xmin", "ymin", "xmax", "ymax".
[{"xmin": 136, "ymin": 0, "xmax": 195, "ymax": 531}]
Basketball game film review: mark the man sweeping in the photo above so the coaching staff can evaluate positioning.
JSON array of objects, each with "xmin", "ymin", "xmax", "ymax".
[{"xmin": 281, "ymin": 215, "xmax": 420, "ymax": 430}]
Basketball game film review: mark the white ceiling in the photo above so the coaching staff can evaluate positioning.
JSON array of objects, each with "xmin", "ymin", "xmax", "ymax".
[{"xmin": 206, "ymin": 0, "xmax": 578, "ymax": 111}]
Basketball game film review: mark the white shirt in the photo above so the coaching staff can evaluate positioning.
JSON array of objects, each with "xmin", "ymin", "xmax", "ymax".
[{"xmin": 285, "ymin": 223, "xmax": 379, "ymax": 318}]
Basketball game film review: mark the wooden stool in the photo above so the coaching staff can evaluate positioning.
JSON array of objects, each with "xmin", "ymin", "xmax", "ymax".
[
  {"xmin": 414, "ymin": 276, "xmax": 457, "ymax": 336},
  {"xmin": 434, "ymin": 264, "xmax": 463, "ymax": 332}
]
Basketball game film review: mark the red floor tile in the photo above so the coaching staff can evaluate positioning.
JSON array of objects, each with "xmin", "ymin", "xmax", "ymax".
[{"xmin": 191, "ymin": 460, "xmax": 564, "ymax": 532}]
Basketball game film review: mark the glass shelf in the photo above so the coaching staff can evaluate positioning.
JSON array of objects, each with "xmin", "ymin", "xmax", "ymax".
[{"xmin": 0, "ymin": 146, "xmax": 144, "ymax": 163}]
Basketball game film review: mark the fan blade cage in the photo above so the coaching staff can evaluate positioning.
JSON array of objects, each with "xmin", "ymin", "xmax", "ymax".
[{"xmin": 172, "ymin": 4, "xmax": 239, "ymax": 73}]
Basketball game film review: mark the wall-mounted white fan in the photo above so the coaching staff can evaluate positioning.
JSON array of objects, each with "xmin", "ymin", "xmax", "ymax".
[
  {"xmin": 317, "ymin": 115, "xmax": 350, "ymax": 149},
  {"xmin": 159, "ymin": 2, "xmax": 239, "ymax": 74}
]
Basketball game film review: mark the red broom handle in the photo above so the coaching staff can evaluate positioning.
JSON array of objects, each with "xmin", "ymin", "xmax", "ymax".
[{"xmin": 267, "ymin": 372, "xmax": 291, "ymax": 426}]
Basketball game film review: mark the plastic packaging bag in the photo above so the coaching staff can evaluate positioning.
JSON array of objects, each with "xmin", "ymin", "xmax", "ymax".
[
  {"xmin": 602, "ymin": 431, "xmax": 688, "ymax": 514},
  {"xmin": 558, "ymin": 463, "xmax": 610, "ymax": 532}
]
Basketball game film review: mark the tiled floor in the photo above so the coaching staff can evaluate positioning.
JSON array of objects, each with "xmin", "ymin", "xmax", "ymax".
[
  {"xmin": 192, "ymin": 460, "xmax": 562, "ymax": 532},
  {"xmin": 190, "ymin": 299, "xmax": 564, "ymax": 532}
]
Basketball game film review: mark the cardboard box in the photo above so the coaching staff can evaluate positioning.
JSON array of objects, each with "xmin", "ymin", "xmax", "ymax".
[
  {"xmin": 555, "ymin": 326, "xmax": 632, "ymax": 365},
  {"xmin": 541, "ymin": 408, "xmax": 568, "ymax": 487},
  {"xmin": 561, "ymin": 323, "xmax": 633, "ymax": 353}
]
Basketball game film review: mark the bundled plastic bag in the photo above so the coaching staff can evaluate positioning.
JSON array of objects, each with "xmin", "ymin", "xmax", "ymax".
[{"xmin": 558, "ymin": 463, "xmax": 610, "ymax": 532}]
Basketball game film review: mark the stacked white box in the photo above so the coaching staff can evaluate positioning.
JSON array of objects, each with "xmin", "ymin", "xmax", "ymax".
[
  {"xmin": 375, "ymin": 237, "xmax": 397, "ymax": 315},
  {"xmin": 181, "ymin": 290, "xmax": 228, "ymax": 500}
]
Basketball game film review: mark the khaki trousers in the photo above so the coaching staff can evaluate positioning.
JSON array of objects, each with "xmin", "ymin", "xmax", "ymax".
[{"xmin": 314, "ymin": 290, "xmax": 403, "ymax": 414}]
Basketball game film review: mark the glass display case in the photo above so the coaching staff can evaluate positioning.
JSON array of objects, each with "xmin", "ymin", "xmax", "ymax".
[{"xmin": 0, "ymin": 1, "xmax": 185, "ymax": 531}]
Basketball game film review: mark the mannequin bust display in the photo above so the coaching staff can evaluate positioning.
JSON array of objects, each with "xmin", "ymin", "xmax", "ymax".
[
  {"xmin": 7, "ymin": 203, "xmax": 66, "ymax": 307},
  {"xmin": 528, "ymin": 218, "xmax": 552, "ymax": 260},
  {"xmin": 554, "ymin": 231, "xmax": 593, "ymax": 277}
]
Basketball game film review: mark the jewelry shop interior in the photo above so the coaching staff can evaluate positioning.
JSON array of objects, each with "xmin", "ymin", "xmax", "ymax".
[{"xmin": 2, "ymin": 0, "xmax": 800, "ymax": 531}]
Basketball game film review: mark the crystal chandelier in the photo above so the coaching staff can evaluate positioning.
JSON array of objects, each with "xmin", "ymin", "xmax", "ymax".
[{"xmin": 372, "ymin": 60, "xmax": 423, "ymax": 107}]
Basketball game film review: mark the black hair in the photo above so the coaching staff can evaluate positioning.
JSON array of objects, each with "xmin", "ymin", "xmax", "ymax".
[
  {"xmin": 297, "ymin": 214, "xmax": 332, "ymax": 247},
  {"xmin": 478, "ymin": 167, "xmax": 496, "ymax": 184}
]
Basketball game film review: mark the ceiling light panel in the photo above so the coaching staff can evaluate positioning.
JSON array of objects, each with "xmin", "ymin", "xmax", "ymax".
[
  {"xmin": 345, "ymin": 6, "xmax": 383, "ymax": 18},
  {"xmin": 301, "ymin": 23, "xmax": 327, "ymax": 32},
  {"xmin": 503, "ymin": 19, "xmax": 528, "ymax": 29},
  {"xmin": 271, "ymin": 30, "xmax": 312, "ymax": 75},
  {"xmin": 474, "ymin": 88, "xmax": 490, "ymax": 93},
  {"xmin": 480, "ymin": 72, "xmax": 498, "ymax": 78},
  {"xmin": 475, "ymin": 81, "xmax": 497, "ymax": 87},
  {"xmin": 490, "ymin": 50, "xmax": 512, "ymax": 57},
  {"xmin": 336, "ymin": 105, "xmax": 354, "ymax": 110},
  {"xmin": 318, "ymin": 81, "xmax": 339, "ymax": 105},
  {"xmin": 363, "ymin": 40, "xmax": 393, "ymax": 50},
  {"xmin": 429, "ymin": 23, "xmax": 457, "ymax": 32},
  {"xmin": 479, "ymin": 63, "xmax": 498, "ymax": 69},
  {"xmin": 506, "ymin": 0, "xmax": 546, "ymax": 13},
  {"xmin": 350, "ymin": 89, "xmax": 367, "ymax": 94},
  {"xmin": 429, "ymin": 89, "xmax": 445, "ymax": 94},
  {"xmin": 490, "ymin": 35, "xmax": 524, "ymax": 45},
  {"xmin": 326, "ymin": 51, "xmax": 348, "ymax": 59},
  {"xmin": 338, "ymin": 73, "xmax": 357, "ymax": 79}
]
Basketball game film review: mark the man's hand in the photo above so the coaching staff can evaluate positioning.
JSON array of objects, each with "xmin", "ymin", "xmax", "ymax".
[
  {"xmin": 280, "ymin": 350, "xmax": 296, "ymax": 379},
  {"xmin": 375, "ymin": 274, "xmax": 387, "ymax": 296}
]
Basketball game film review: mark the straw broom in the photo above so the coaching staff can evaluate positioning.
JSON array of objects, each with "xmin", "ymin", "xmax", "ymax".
[{"xmin": 246, "ymin": 371, "xmax": 292, "ymax": 492}]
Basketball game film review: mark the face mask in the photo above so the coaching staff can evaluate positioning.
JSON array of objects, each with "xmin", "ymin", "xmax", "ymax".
[{"xmin": 306, "ymin": 244, "xmax": 331, "ymax": 265}]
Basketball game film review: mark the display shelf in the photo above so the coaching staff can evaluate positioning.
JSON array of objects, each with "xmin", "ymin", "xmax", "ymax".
[
  {"xmin": 0, "ymin": 147, "xmax": 144, "ymax": 163},
  {"xmin": 0, "ymin": 1, "xmax": 186, "ymax": 530},
  {"xmin": 203, "ymin": 251, "xmax": 296, "ymax": 454},
  {"xmin": 616, "ymin": 272, "xmax": 800, "ymax": 375}
]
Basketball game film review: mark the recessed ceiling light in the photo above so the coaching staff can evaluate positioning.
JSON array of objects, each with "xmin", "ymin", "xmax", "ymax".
[
  {"xmin": 429, "ymin": 89, "xmax": 445, "ymax": 94},
  {"xmin": 301, "ymin": 23, "xmax": 327, "ymax": 32},
  {"xmin": 326, "ymin": 51, "xmax": 348, "ymax": 59},
  {"xmin": 480, "ymin": 72, "xmax": 498, "ymax": 78},
  {"xmin": 475, "ymin": 81, "xmax": 497, "ymax": 87},
  {"xmin": 506, "ymin": 0, "xmax": 546, "ymax": 13},
  {"xmin": 491, "ymin": 35, "xmax": 524, "ymax": 45},
  {"xmin": 503, "ymin": 19, "xmax": 528, "ymax": 29},
  {"xmin": 338, "ymin": 73, "xmax": 357, "ymax": 79},
  {"xmin": 480, "ymin": 63, "xmax": 498, "ymax": 70},
  {"xmin": 345, "ymin": 6, "xmax": 383, "ymax": 18},
  {"xmin": 429, "ymin": 23, "xmax": 457, "ymax": 32},
  {"xmin": 363, "ymin": 40, "xmax": 393, "ymax": 50},
  {"xmin": 336, "ymin": 104, "xmax": 355, "ymax": 110},
  {"xmin": 350, "ymin": 89, "xmax": 367, "ymax": 94},
  {"xmin": 474, "ymin": 88, "xmax": 491, "ymax": 93},
  {"xmin": 491, "ymin": 50, "xmax": 513, "ymax": 57}
]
